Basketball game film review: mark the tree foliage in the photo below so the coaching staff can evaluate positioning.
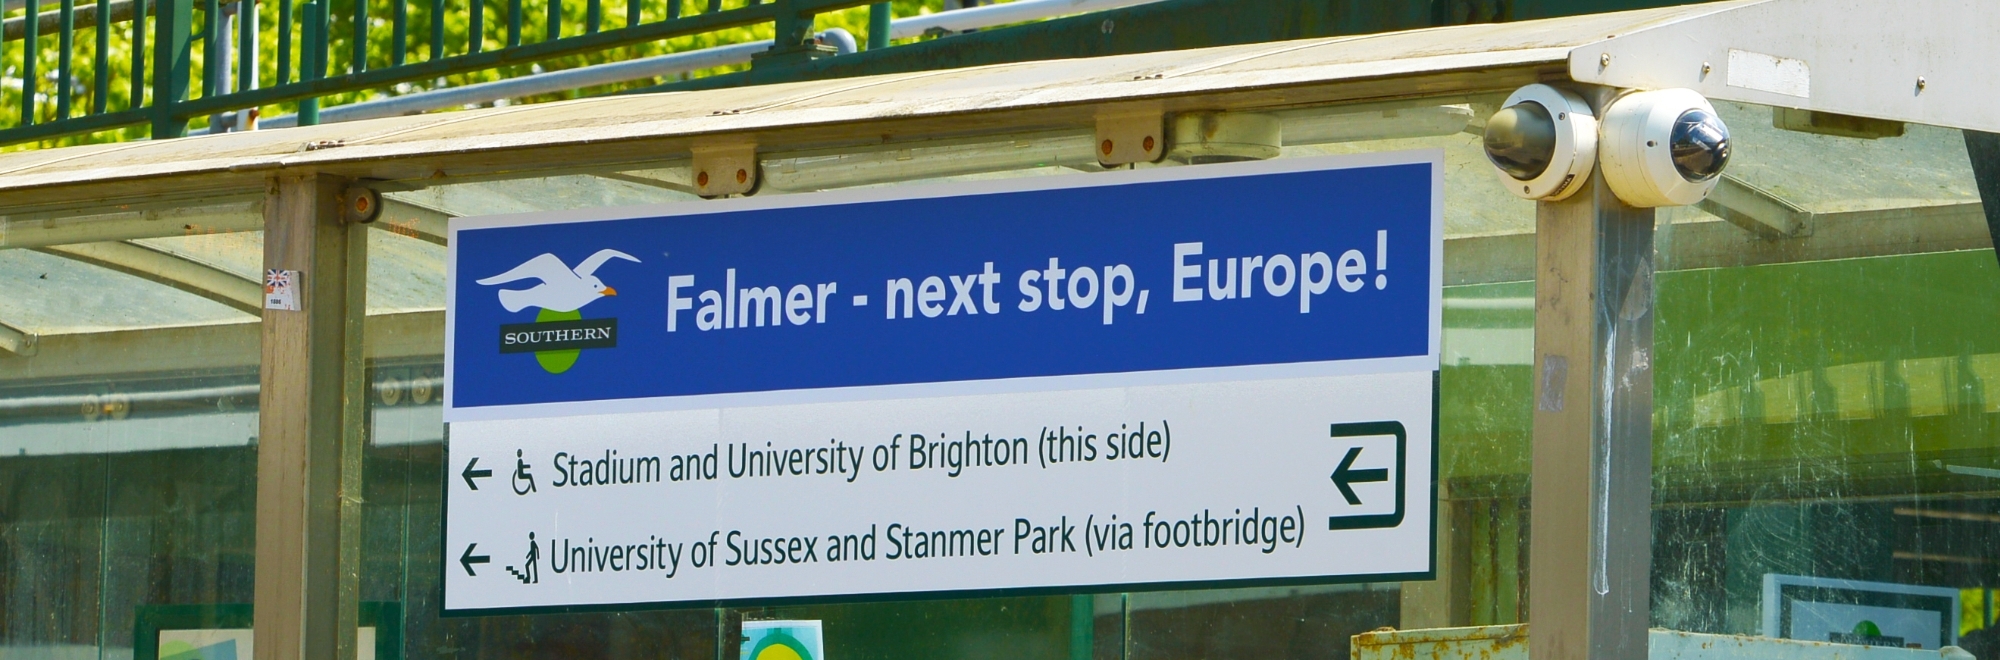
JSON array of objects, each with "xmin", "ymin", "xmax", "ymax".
[{"xmin": 0, "ymin": 0, "xmax": 938, "ymax": 149}]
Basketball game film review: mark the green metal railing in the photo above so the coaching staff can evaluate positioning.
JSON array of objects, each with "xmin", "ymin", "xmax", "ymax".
[{"xmin": 0, "ymin": 0, "xmax": 880, "ymax": 146}]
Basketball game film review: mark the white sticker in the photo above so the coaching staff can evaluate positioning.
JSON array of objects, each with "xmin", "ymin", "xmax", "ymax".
[
  {"xmin": 264, "ymin": 269, "xmax": 302, "ymax": 311},
  {"xmin": 1727, "ymin": 49, "xmax": 1810, "ymax": 99}
]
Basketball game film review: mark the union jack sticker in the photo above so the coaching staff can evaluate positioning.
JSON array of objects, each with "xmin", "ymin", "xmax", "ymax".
[{"xmin": 264, "ymin": 269, "xmax": 302, "ymax": 311}]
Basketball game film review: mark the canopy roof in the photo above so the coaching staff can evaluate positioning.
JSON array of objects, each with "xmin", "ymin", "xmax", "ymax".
[{"xmin": 0, "ymin": 2, "xmax": 1735, "ymax": 205}]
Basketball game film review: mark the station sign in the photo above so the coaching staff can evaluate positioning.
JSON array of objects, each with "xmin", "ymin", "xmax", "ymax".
[{"xmin": 442, "ymin": 151, "xmax": 1443, "ymax": 614}]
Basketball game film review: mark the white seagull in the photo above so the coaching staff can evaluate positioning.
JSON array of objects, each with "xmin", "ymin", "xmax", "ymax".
[{"xmin": 477, "ymin": 249, "xmax": 641, "ymax": 313}]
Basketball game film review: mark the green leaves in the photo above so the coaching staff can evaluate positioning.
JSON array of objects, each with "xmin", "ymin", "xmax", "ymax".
[{"xmin": 1, "ymin": 0, "xmax": 941, "ymax": 149}]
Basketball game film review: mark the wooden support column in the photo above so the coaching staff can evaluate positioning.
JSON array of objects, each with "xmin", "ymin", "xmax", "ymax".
[
  {"xmin": 256, "ymin": 173, "xmax": 367, "ymax": 660},
  {"xmin": 1529, "ymin": 149, "xmax": 1655, "ymax": 658}
]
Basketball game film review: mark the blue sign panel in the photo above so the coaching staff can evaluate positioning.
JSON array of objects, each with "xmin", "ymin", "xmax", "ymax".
[{"xmin": 446, "ymin": 152, "xmax": 1441, "ymax": 420}]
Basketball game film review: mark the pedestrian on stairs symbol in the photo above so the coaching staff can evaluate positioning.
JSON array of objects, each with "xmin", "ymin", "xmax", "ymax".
[{"xmin": 506, "ymin": 532, "xmax": 540, "ymax": 584}]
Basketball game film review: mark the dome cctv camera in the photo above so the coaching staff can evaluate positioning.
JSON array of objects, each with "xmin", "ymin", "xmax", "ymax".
[
  {"xmin": 1483, "ymin": 84, "xmax": 1597, "ymax": 201},
  {"xmin": 1598, "ymin": 88, "xmax": 1732, "ymax": 207}
]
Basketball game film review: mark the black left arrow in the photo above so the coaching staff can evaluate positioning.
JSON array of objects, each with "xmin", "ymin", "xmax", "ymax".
[
  {"xmin": 1330, "ymin": 446, "xmax": 1390, "ymax": 505},
  {"xmin": 460, "ymin": 543, "xmax": 490, "ymax": 576},
  {"xmin": 461, "ymin": 457, "xmax": 492, "ymax": 490}
]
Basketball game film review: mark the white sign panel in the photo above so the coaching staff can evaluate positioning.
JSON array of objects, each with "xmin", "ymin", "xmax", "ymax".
[{"xmin": 443, "ymin": 152, "xmax": 1443, "ymax": 614}]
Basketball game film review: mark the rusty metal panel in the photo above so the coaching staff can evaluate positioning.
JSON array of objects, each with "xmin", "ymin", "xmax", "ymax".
[
  {"xmin": 1356, "ymin": 626, "xmax": 1963, "ymax": 660},
  {"xmin": 1353, "ymin": 624, "xmax": 1530, "ymax": 660}
]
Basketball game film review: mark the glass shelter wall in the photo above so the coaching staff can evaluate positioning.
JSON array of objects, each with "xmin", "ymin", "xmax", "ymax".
[
  {"xmin": 1646, "ymin": 101, "xmax": 2000, "ymax": 652},
  {"xmin": 0, "ymin": 217, "xmax": 265, "ymax": 658}
]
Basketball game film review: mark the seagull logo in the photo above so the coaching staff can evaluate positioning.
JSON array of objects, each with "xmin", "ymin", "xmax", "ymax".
[
  {"xmin": 477, "ymin": 249, "xmax": 641, "ymax": 313},
  {"xmin": 481, "ymin": 249, "xmax": 640, "ymax": 374}
]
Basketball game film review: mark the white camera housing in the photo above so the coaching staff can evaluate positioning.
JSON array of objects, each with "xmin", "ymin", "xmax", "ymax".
[
  {"xmin": 1598, "ymin": 88, "xmax": 1729, "ymax": 207},
  {"xmin": 1488, "ymin": 84, "xmax": 1598, "ymax": 201}
]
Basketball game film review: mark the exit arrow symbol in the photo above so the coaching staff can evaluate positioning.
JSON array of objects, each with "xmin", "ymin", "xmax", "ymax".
[
  {"xmin": 1331, "ymin": 446, "xmax": 1389, "ymax": 505},
  {"xmin": 460, "ymin": 543, "xmax": 490, "ymax": 576},
  {"xmin": 461, "ymin": 457, "xmax": 492, "ymax": 491}
]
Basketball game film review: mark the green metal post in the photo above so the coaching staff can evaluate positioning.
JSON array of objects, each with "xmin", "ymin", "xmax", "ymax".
[
  {"xmin": 277, "ymin": 0, "xmax": 292, "ymax": 82},
  {"xmin": 150, "ymin": 0, "xmax": 193, "ymax": 138},
  {"xmin": 352, "ymin": 0, "xmax": 369, "ymax": 73},
  {"xmin": 585, "ymin": 0, "xmax": 600, "ymax": 33},
  {"xmin": 299, "ymin": 0, "xmax": 322, "ymax": 125},
  {"xmin": 544, "ymin": 0, "xmax": 559, "ymax": 41},
  {"xmin": 772, "ymin": 0, "xmax": 801, "ymax": 48},
  {"xmin": 202, "ymin": 0, "xmax": 220, "ymax": 96},
  {"xmin": 130, "ymin": 0, "xmax": 148, "ymax": 109},
  {"xmin": 1070, "ymin": 594, "xmax": 1095, "ymax": 660},
  {"xmin": 867, "ymin": 1, "xmax": 887, "ymax": 50},
  {"xmin": 505, "ymin": 0, "xmax": 520, "ymax": 46},
  {"xmin": 429, "ymin": 0, "xmax": 443, "ymax": 59},
  {"xmin": 58, "ymin": 0, "xmax": 74, "ymax": 119},
  {"xmin": 393, "ymin": 0, "xmax": 408, "ymax": 65},
  {"xmin": 22, "ymin": 0, "xmax": 38, "ymax": 125},
  {"xmin": 95, "ymin": 0, "xmax": 111, "ymax": 113},
  {"xmin": 469, "ymin": 0, "xmax": 484, "ymax": 52}
]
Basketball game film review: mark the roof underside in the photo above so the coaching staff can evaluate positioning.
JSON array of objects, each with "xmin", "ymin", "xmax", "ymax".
[{"xmin": 0, "ymin": 2, "xmax": 1733, "ymax": 209}]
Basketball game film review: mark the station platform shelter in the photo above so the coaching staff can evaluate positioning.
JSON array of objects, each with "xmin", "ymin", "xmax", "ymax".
[{"xmin": 3, "ymin": 0, "xmax": 2000, "ymax": 658}]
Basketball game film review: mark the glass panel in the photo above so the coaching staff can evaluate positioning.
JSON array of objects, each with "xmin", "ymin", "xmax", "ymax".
[
  {"xmin": 0, "ymin": 234, "xmax": 260, "ymax": 658},
  {"xmin": 0, "ymin": 248, "xmax": 251, "ymax": 333},
  {"xmin": 1650, "ymin": 103, "xmax": 1996, "ymax": 654}
]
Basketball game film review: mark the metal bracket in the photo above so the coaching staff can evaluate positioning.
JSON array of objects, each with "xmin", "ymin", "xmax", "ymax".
[
  {"xmin": 1095, "ymin": 111, "xmax": 1165, "ymax": 167},
  {"xmin": 1166, "ymin": 111, "xmax": 1282, "ymax": 164},
  {"xmin": 752, "ymin": 42, "xmax": 839, "ymax": 68},
  {"xmin": 342, "ymin": 184, "xmax": 382, "ymax": 224},
  {"xmin": 693, "ymin": 143, "xmax": 760, "ymax": 198},
  {"xmin": 0, "ymin": 320, "xmax": 38, "ymax": 356},
  {"xmin": 753, "ymin": 0, "xmax": 839, "ymax": 68},
  {"xmin": 1773, "ymin": 108, "xmax": 1905, "ymax": 140},
  {"xmin": 1696, "ymin": 174, "xmax": 1811, "ymax": 239}
]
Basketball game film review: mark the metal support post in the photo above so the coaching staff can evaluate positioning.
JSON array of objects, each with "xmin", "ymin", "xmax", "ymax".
[
  {"xmin": 299, "ymin": 0, "xmax": 327, "ymax": 126},
  {"xmin": 1069, "ymin": 594, "xmax": 1094, "ymax": 660},
  {"xmin": 255, "ymin": 174, "xmax": 368, "ymax": 660},
  {"xmin": 867, "ymin": 2, "xmax": 889, "ymax": 49},
  {"xmin": 1528, "ymin": 124, "xmax": 1655, "ymax": 660},
  {"xmin": 150, "ymin": 0, "xmax": 193, "ymax": 137},
  {"xmin": 21, "ymin": 0, "xmax": 38, "ymax": 126},
  {"xmin": 207, "ymin": 3, "xmax": 234, "ymax": 132}
]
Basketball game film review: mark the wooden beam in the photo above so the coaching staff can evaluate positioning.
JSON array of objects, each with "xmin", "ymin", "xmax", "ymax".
[{"xmin": 254, "ymin": 173, "xmax": 367, "ymax": 660}]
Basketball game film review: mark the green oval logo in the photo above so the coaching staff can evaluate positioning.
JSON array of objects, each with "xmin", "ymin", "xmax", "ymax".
[{"xmin": 533, "ymin": 308, "xmax": 584, "ymax": 374}]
